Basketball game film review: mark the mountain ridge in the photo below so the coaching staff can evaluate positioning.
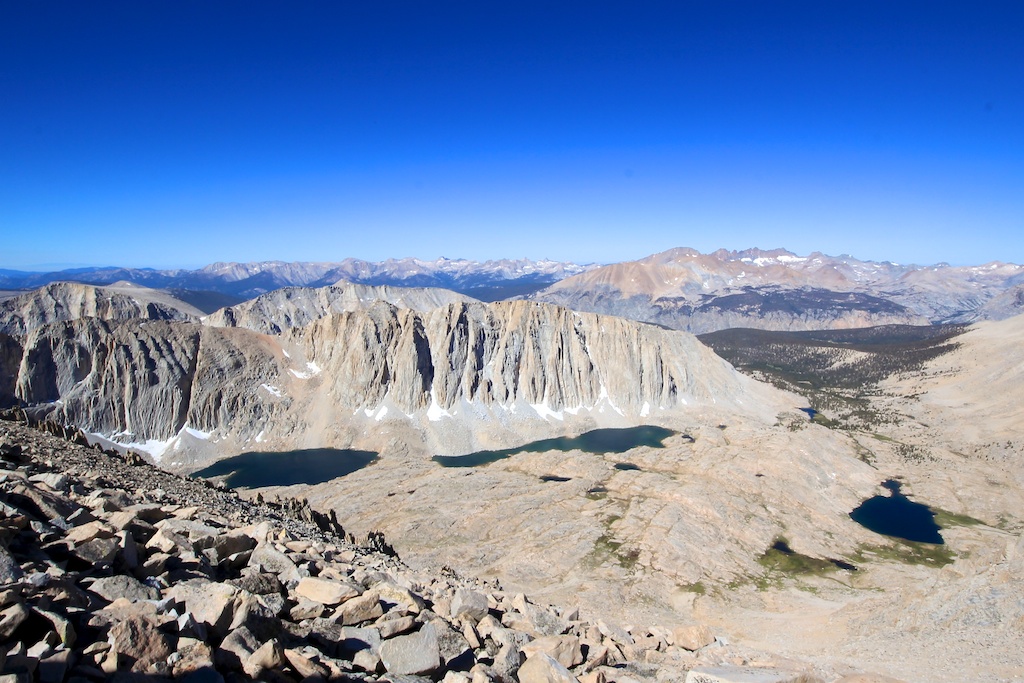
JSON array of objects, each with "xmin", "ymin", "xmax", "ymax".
[
  {"xmin": 527, "ymin": 247, "xmax": 1024, "ymax": 333},
  {"xmin": 5, "ymin": 299, "xmax": 789, "ymax": 464},
  {"xmin": 0, "ymin": 257, "xmax": 597, "ymax": 302}
]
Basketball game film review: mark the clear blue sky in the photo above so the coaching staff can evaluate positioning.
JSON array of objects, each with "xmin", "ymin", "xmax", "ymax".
[{"xmin": 2, "ymin": 2, "xmax": 1022, "ymax": 270}]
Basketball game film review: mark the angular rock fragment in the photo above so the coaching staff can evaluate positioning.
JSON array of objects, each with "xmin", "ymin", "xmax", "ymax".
[
  {"xmin": 429, "ymin": 618, "xmax": 473, "ymax": 668},
  {"xmin": 294, "ymin": 576, "xmax": 360, "ymax": 605},
  {"xmin": 107, "ymin": 615, "xmax": 175, "ymax": 672},
  {"xmin": 378, "ymin": 614, "xmax": 418, "ymax": 639},
  {"xmin": 521, "ymin": 635, "xmax": 583, "ymax": 669},
  {"xmin": 72, "ymin": 537, "xmax": 119, "ymax": 565},
  {"xmin": 450, "ymin": 588, "xmax": 489, "ymax": 623},
  {"xmin": 0, "ymin": 601, "xmax": 29, "ymax": 639},
  {"xmin": 674, "ymin": 623, "xmax": 715, "ymax": 651},
  {"xmin": 216, "ymin": 625, "xmax": 261, "ymax": 670},
  {"xmin": 167, "ymin": 579, "xmax": 239, "ymax": 638},
  {"xmin": 517, "ymin": 652, "xmax": 577, "ymax": 683},
  {"xmin": 379, "ymin": 622, "xmax": 442, "ymax": 675},
  {"xmin": 0, "ymin": 546, "xmax": 23, "ymax": 583},
  {"xmin": 243, "ymin": 638, "xmax": 286, "ymax": 677},
  {"xmin": 89, "ymin": 574, "xmax": 160, "ymax": 603},
  {"xmin": 334, "ymin": 591, "xmax": 383, "ymax": 625}
]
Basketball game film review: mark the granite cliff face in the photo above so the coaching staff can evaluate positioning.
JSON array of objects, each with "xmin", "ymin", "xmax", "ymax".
[
  {"xmin": 296, "ymin": 300, "xmax": 777, "ymax": 422},
  {"xmin": 0, "ymin": 281, "xmax": 202, "ymax": 337},
  {"xmin": 13, "ymin": 319, "xmax": 284, "ymax": 449},
  {"xmin": 0, "ymin": 333, "xmax": 21, "ymax": 409},
  {"xmin": 6, "ymin": 298, "xmax": 788, "ymax": 462}
]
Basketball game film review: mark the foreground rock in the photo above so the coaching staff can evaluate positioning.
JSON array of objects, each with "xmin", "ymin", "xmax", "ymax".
[{"xmin": 0, "ymin": 419, "xmax": 901, "ymax": 682}]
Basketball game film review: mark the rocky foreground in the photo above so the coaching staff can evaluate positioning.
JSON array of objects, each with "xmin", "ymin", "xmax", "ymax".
[{"xmin": 0, "ymin": 419, "xmax": 900, "ymax": 683}]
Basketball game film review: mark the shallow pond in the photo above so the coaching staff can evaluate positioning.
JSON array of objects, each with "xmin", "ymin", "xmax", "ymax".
[
  {"xmin": 849, "ymin": 479, "xmax": 943, "ymax": 544},
  {"xmin": 191, "ymin": 448, "xmax": 378, "ymax": 489},
  {"xmin": 432, "ymin": 425, "xmax": 676, "ymax": 468}
]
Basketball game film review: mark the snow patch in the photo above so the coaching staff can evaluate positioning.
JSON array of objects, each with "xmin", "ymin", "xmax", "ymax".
[
  {"xmin": 260, "ymin": 384, "xmax": 283, "ymax": 397},
  {"xmin": 530, "ymin": 401, "xmax": 564, "ymax": 421},
  {"xmin": 288, "ymin": 360, "xmax": 322, "ymax": 380},
  {"xmin": 184, "ymin": 427, "xmax": 211, "ymax": 440},
  {"xmin": 364, "ymin": 405, "xmax": 389, "ymax": 422},
  {"xmin": 426, "ymin": 389, "xmax": 451, "ymax": 421},
  {"xmin": 596, "ymin": 383, "xmax": 624, "ymax": 416},
  {"xmin": 89, "ymin": 424, "xmax": 216, "ymax": 463}
]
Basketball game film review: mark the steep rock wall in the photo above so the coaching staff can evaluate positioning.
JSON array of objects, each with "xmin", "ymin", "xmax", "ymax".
[
  {"xmin": 10, "ymin": 301, "xmax": 792, "ymax": 460},
  {"xmin": 0, "ymin": 281, "xmax": 201, "ymax": 337},
  {"xmin": 297, "ymin": 300, "xmax": 779, "ymax": 418}
]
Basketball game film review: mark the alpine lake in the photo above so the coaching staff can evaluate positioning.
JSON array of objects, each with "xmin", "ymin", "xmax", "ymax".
[
  {"xmin": 191, "ymin": 426, "xmax": 677, "ymax": 488},
  {"xmin": 190, "ymin": 432, "xmax": 949, "ymax": 552},
  {"xmin": 850, "ymin": 479, "xmax": 944, "ymax": 544}
]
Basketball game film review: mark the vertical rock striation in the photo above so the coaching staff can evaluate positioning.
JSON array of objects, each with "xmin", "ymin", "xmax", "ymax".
[{"xmin": 8, "ymin": 299, "xmax": 787, "ymax": 460}]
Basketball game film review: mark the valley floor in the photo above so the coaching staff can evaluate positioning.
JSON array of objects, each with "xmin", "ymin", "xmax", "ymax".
[{"xmin": 237, "ymin": 320, "xmax": 1024, "ymax": 683}]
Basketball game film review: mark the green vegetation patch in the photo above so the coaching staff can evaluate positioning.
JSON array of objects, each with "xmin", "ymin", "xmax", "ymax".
[
  {"xmin": 584, "ymin": 532, "xmax": 642, "ymax": 570},
  {"xmin": 932, "ymin": 508, "xmax": 985, "ymax": 528},
  {"xmin": 582, "ymin": 512, "xmax": 641, "ymax": 570},
  {"xmin": 851, "ymin": 540, "xmax": 955, "ymax": 567},
  {"xmin": 757, "ymin": 538, "xmax": 853, "ymax": 577}
]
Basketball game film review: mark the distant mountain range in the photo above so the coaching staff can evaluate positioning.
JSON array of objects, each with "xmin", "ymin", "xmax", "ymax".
[
  {"xmin": 2, "ymin": 248, "xmax": 1022, "ymax": 332},
  {"xmin": 528, "ymin": 247, "xmax": 1024, "ymax": 333},
  {"xmin": 0, "ymin": 257, "xmax": 596, "ymax": 307}
]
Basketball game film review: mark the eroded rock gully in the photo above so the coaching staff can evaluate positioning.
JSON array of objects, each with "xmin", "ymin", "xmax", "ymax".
[{"xmin": 0, "ymin": 421, "xmax": 896, "ymax": 683}]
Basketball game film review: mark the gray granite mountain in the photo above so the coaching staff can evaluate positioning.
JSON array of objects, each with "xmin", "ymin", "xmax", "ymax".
[
  {"xmin": 4, "ymin": 299, "xmax": 788, "ymax": 463},
  {"xmin": 0, "ymin": 281, "xmax": 202, "ymax": 337},
  {"xmin": 527, "ymin": 247, "xmax": 1024, "ymax": 333}
]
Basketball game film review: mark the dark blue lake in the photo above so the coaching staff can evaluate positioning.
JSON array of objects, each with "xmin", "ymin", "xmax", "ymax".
[
  {"xmin": 433, "ymin": 426, "xmax": 676, "ymax": 468},
  {"xmin": 850, "ymin": 480, "xmax": 943, "ymax": 544},
  {"xmin": 192, "ymin": 448, "xmax": 378, "ymax": 489}
]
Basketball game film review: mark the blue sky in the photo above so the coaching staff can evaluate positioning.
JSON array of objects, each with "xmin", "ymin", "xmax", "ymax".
[{"xmin": 2, "ymin": 2, "xmax": 1022, "ymax": 270}]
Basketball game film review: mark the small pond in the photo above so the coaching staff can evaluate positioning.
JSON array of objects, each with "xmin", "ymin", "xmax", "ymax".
[
  {"xmin": 849, "ymin": 480, "xmax": 943, "ymax": 544},
  {"xmin": 613, "ymin": 462, "xmax": 641, "ymax": 471},
  {"xmin": 191, "ymin": 448, "xmax": 378, "ymax": 489},
  {"xmin": 432, "ymin": 426, "xmax": 676, "ymax": 468}
]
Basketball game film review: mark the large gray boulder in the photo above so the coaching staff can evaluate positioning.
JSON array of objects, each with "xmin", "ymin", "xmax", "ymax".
[{"xmin": 379, "ymin": 623, "xmax": 442, "ymax": 676}]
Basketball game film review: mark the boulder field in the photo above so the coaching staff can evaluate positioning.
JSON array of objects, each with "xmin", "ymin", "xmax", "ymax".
[{"xmin": 0, "ymin": 419, "xmax": 897, "ymax": 683}]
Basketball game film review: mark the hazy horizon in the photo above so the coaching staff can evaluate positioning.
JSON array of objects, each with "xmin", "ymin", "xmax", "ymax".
[{"xmin": 4, "ymin": 243, "xmax": 1023, "ymax": 276}]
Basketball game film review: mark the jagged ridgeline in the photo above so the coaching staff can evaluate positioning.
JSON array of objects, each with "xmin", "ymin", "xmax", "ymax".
[
  {"xmin": 1, "ymin": 282, "xmax": 786, "ymax": 462},
  {"xmin": 528, "ymin": 247, "xmax": 1024, "ymax": 333},
  {"xmin": 0, "ymin": 281, "xmax": 204, "ymax": 337}
]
